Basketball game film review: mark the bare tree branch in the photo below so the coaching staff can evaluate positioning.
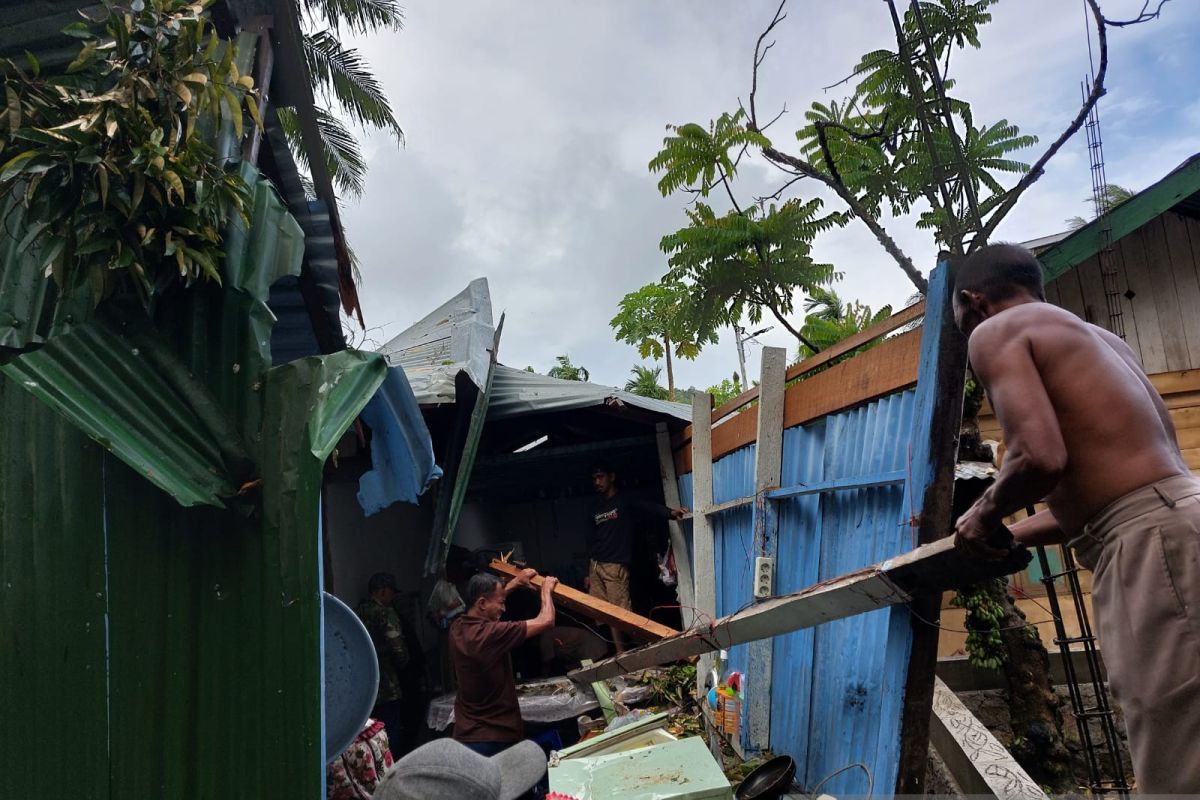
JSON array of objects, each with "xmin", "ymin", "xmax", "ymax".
[
  {"xmin": 754, "ymin": 174, "xmax": 807, "ymax": 205},
  {"xmin": 1104, "ymin": 0, "xmax": 1172, "ymax": 26},
  {"xmin": 749, "ymin": 0, "xmax": 788, "ymax": 128},
  {"xmin": 972, "ymin": 0, "xmax": 1108, "ymax": 249}
]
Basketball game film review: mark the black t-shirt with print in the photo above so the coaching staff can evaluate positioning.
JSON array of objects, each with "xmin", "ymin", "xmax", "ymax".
[{"xmin": 591, "ymin": 492, "xmax": 672, "ymax": 565}]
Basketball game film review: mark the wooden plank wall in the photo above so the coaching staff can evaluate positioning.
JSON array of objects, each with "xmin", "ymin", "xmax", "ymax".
[{"xmin": 1048, "ymin": 210, "xmax": 1200, "ymax": 373}]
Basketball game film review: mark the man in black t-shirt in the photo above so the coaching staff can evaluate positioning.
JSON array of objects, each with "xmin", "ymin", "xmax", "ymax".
[{"xmin": 587, "ymin": 461, "xmax": 686, "ymax": 652}]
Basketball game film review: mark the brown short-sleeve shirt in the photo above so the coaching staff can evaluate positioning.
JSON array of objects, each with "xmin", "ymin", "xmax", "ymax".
[{"xmin": 449, "ymin": 613, "xmax": 527, "ymax": 743}]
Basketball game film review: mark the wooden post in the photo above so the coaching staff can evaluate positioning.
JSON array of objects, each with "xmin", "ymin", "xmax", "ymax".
[
  {"xmin": 656, "ymin": 422, "xmax": 695, "ymax": 626},
  {"xmin": 894, "ymin": 260, "xmax": 969, "ymax": 794},
  {"xmin": 691, "ymin": 393, "xmax": 716, "ymax": 698},
  {"xmin": 746, "ymin": 346, "xmax": 787, "ymax": 754}
]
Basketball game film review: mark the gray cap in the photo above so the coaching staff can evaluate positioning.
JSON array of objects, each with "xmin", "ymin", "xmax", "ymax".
[{"xmin": 374, "ymin": 738, "xmax": 546, "ymax": 800}]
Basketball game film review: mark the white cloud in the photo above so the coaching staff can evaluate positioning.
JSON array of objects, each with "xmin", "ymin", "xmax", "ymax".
[{"xmin": 339, "ymin": 0, "xmax": 1200, "ymax": 390}]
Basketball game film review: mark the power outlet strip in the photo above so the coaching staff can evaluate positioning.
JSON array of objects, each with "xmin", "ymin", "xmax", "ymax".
[{"xmin": 753, "ymin": 556, "xmax": 775, "ymax": 599}]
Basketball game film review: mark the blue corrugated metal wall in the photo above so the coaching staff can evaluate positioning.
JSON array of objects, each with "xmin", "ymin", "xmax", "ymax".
[{"xmin": 680, "ymin": 388, "xmax": 918, "ymax": 796}]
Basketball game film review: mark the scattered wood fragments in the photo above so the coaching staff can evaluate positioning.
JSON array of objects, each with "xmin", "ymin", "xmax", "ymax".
[{"xmin": 488, "ymin": 558, "xmax": 677, "ymax": 642}]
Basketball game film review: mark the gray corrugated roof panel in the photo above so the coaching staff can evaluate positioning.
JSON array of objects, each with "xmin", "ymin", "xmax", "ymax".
[
  {"xmin": 377, "ymin": 278, "xmax": 494, "ymax": 405},
  {"xmin": 487, "ymin": 364, "xmax": 691, "ymax": 422}
]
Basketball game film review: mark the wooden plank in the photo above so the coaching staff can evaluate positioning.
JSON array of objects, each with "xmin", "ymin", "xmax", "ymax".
[
  {"xmin": 1074, "ymin": 253, "xmax": 1110, "ymax": 328},
  {"xmin": 1166, "ymin": 391, "xmax": 1200, "ymax": 411},
  {"xmin": 487, "ymin": 559, "xmax": 677, "ymax": 641},
  {"xmin": 783, "ymin": 329, "xmax": 922, "ymax": 430},
  {"xmin": 1183, "ymin": 447, "xmax": 1200, "ymax": 472},
  {"xmin": 1111, "ymin": 243, "xmax": 1144, "ymax": 362},
  {"xmin": 691, "ymin": 392, "xmax": 716, "ymax": 699},
  {"xmin": 1043, "ymin": 277, "xmax": 1062, "ymax": 306},
  {"xmin": 896, "ymin": 260, "xmax": 970, "ymax": 794},
  {"xmin": 1151, "ymin": 369, "xmax": 1200, "ymax": 396},
  {"xmin": 1176, "ymin": 426, "xmax": 1200, "ymax": 451},
  {"xmin": 1120, "ymin": 228, "xmax": 1170, "ymax": 373},
  {"xmin": 568, "ymin": 536, "xmax": 1032, "ymax": 684},
  {"xmin": 1142, "ymin": 217, "xmax": 1191, "ymax": 371},
  {"xmin": 929, "ymin": 678, "xmax": 1045, "ymax": 798},
  {"xmin": 699, "ymin": 301, "xmax": 927, "ymax": 429},
  {"xmin": 747, "ymin": 346, "xmax": 787, "ymax": 754},
  {"xmin": 656, "ymin": 422, "xmax": 695, "ymax": 626},
  {"xmin": 1162, "ymin": 211, "xmax": 1200, "ymax": 369},
  {"xmin": 1052, "ymin": 262, "xmax": 1088, "ymax": 321},
  {"xmin": 783, "ymin": 300, "xmax": 926, "ymax": 383},
  {"xmin": 1171, "ymin": 405, "xmax": 1200, "ymax": 430},
  {"xmin": 674, "ymin": 329, "xmax": 923, "ymax": 475}
]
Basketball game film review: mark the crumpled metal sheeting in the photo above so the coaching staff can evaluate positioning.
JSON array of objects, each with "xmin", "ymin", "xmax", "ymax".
[{"xmin": 0, "ymin": 316, "xmax": 236, "ymax": 507}]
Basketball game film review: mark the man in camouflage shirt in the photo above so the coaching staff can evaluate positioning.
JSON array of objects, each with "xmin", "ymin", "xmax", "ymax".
[{"xmin": 356, "ymin": 572, "xmax": 410, "ymax": 756}]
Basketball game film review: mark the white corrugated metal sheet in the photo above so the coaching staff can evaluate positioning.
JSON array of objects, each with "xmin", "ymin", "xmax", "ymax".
[
  {"xmin": 487, "ymin": 364, "xmax": 690, "ymax": 421},
  {"xmin": 377, "ymin": 278, "xmax": 495, "ymax": 405},
  {"xmin": 377, "ymin": 279, "xmax": 690, "ymax": 421}
]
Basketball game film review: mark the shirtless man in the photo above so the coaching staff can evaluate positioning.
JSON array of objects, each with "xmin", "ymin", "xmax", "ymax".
[{"xmin": 951, "ymin": 243, "xmax": 1200, "ymax": 793}]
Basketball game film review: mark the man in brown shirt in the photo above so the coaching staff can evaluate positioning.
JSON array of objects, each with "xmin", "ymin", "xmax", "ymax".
[
  {"xmin": 952, "ymin": 243, "xmax": 1200, "ymax": 792},
  {"xmin": 449, "ymin": 569, "xmax": 558, "ymax": 756}
]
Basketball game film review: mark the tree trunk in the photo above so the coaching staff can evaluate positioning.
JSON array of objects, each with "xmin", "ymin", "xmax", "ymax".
[{"xmin": 664, "ymin": 335, "xmax": 676, "ymax": 401}]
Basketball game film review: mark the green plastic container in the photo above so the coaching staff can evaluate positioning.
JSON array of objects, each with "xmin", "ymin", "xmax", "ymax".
[{"xmin": 549, "ymin": 735, "xmax": 733, "ymax": 799}]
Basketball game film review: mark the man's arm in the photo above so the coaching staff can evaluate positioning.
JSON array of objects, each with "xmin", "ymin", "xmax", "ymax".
[
  {"xmin": 633, "ymin": 498, "xmax": 688, "ymax": 520},
  {"xmin": 1010, "ymin": 508, "xmax": 1069, "ymax": 547},
  {"xmin": 956, "ymin": 323, "xmax": 1067, "ymax": 558},
  {"xmin": 505, "ymin": 568, "xmax": 538, "ymax": 596},
  {"xmin": 523, "ymin": 577, "xmax": 559, "ymax": 639}
]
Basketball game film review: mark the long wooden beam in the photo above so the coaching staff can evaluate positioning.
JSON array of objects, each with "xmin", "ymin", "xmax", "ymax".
[
  {"xmin": 568, "ymin": 537, "xmax": 1031, "ymax": 684},
  {"xmin": 488, "ymin": 559, "xmax": 677, "ymax": 641}
]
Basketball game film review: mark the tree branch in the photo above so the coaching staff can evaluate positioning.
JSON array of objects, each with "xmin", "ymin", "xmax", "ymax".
[
  {"xmin": 745, "ymin": 0, "xmax": 926, "ymax": 294},
  {"xmin": 763, "ymin": 300, "xmax": 820, "ymax": 353},
  {"xmin": 756, "ymin": 140, "xmax": 928, "ymax": 294},
  {"xmin": 1103, "ymin": 0, "xmax": 1172, "ymax": 26},
  {"xmin": 972, "ymin": 0, "xmax": 1108, "ymax": 249},
  {"xmin": 749, "ymin": 0, "xmax": 788, "ymax": 129}
]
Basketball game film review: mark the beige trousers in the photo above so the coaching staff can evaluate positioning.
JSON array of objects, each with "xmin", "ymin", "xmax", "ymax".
[{"xmin": 1072, "ymin": 474, "xmax": 1200, "ymax": 793}]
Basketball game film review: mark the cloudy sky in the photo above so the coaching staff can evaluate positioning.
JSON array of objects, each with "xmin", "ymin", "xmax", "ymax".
[{"xmin": 339, "ymin": 1, "xmax": 1200, "ymax": 393}]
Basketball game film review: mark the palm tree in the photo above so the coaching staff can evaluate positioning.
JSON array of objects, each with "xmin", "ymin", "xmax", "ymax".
[
  {"xmin": 796, "ymin": 287, "xmax": 892, "ymax": 362},
  {"xmin": 547, "ymin": 355, "xmax": 589, "ymax": 382},
  {"xmin": 278, "ymin": 0, "xmax": 405, "ymax": 197},
  {"xmin": 624, "ymin": 365, "xmax": 669, "ymax": 400},
  {"xmin": 1065, "ymin": 183, "xmax": 1135, "ymax": 230}
]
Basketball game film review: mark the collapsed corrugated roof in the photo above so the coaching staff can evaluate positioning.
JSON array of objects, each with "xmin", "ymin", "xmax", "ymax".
[
  {"xmin": 488, "ymin": 364, "xmax": 690, "ymax": 422},
  {"xmin": 377, "ymin": 279, "xmax": 690, "ymax": 422},
  {"xmin": 378, "ymin": 277, "xmax": 495, "ymax": 405}
]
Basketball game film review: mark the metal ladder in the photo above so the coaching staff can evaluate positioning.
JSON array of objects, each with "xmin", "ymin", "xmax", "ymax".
[{"xmin": 1035, "ymin": 543, "xmax": 1130, "ymax": 795}]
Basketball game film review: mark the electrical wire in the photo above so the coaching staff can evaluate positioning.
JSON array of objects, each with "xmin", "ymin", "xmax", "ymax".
[{"xmin": 809, "ymin": 761, "xmax": 874, "ymax": 800}]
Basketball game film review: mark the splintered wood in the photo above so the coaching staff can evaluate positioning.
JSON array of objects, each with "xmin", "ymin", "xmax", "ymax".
[
  {"xmin": 568, "ymin": 536, "xmax": 1031, "ymax": 683},
  {"xmin": 487, "ymin": 559, "xmax": 677, "ymax": 642}
]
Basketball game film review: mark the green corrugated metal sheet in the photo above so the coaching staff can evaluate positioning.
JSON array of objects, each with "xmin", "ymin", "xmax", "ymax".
[
  {"xmin": 0, "ymin": 149, "xmax": 384, "ymax": 799},
  {"xmin": 0, "ymin": 377, "xmax": 110, "ymax": 799},
  {"xmin": 1039, "ymin": 154, "xmax": 1200, "ymax": 280},
  {"xmin": 1, "ymin": 317, "xmax": 237, "ymax": 507},
  {"xmin": 0, "ymin": 166, "xmax": 305, "ymax": 508}
]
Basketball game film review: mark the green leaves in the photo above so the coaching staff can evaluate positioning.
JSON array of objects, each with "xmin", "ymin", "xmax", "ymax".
[
  {"xmin": 0, "ymin": 0, "xmax": 260, "ymax": 309},
  {"xmin": 648, "ymin": 109, "xmax": 769, "ymax": 198},
  {"xmin": 624, "ymin": 365, "xmax": 669, "ymax": 400},
  {"xmin": 789, "ymin": 0, "xmax": 1034, "ymax": 251}
]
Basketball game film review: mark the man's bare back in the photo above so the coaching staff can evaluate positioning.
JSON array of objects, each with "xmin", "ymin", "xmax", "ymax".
[{"xmin": 973, "ymin": 301, "xmax": 1187, "ymax": 534}]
